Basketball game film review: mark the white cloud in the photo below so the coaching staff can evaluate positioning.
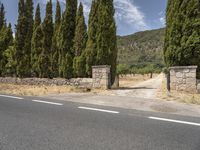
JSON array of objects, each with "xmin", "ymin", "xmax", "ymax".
[
  {"xmin": 114, "ymin": 0, "xmax": 149, "ymax": 31},
  {"xmin": 159, "ymin": 17, "xmax": 165, "ymax": 26}
]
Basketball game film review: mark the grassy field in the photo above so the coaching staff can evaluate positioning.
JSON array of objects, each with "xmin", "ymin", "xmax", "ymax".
[{"xmin": 0, "ymin": 84, "xmax": 87, "ymax": 96}]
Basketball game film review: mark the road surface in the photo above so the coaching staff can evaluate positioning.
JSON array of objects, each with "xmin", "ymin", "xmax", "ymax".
[{"xmin": 0, "ymin": 94, "xmax": 200, "ymax": 150}]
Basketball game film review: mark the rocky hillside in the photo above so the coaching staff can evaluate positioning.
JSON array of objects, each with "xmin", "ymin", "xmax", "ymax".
[{"xmin": 117, "ymin": 28, "xmax": 165, "ymax": 73}]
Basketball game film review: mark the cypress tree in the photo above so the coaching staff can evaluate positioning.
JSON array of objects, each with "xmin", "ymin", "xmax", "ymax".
[
  {"xmin": 96, "ymin": 0, "xmax": 117, "ymax": 84},
  {"xmin": 164, "ymin": 0, "xmax": 200, "ymax": 77},
  {"xmin": 23, "ymin": 0, "xmax": 34, "ymax": 76},
  {"xmin": 33, "ymin": 4, "xmax": 41, "ymax": 31},
  {"xmin": 15, "ymin": 0, "xmax": 29, "ymax": 77},
  {"xmin": 0, "ymin": 3, "xmax": 5, "ymax": 31},
  {"xmin": 41, "ymin": 0, "xmax": 53, "ymax": 78},
  {"xmin": 85, "ymin": 0, "xmax": 99, "ymax": 76},
  {"xmin": 0, "ymin": 24, "xmax": 13, "ymax": 76},
  {"xmin": 58, "ymin": 0, "xmax": 77, "ymax": 78},
  {"xmin": 31, "ymin": 4, "xmax": 43, "ymax": 77},
  {"xmin": 52, "ymin": 0, "xmax": 61, "ymax": 77},
  {"xmin": 3, "ymin": 45, "xmax": 16, "ymax": 77},
  {"xmin": 74, "ymin": 3, "xmax": 87, "ymax": 57},
  {"xmin": 31, "ymin": 25, "xmax": 43, "ymax": 78},
  {"xmin": 73, "ymin": 2, "xmax": 87, "ymax": 77}
]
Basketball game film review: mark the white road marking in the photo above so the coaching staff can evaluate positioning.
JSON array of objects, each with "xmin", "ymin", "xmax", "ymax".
[
  {"xmin": 32, "ymin": 100, "xmax": 63, "ymax": 106},
  {"xmin": 0, "ymin": 94, "xmax": 24, "ymax": 100},
  {"xmin": 149, "ymin": 116, "xmax": 200, "ymax": 127},
  {"xmin": 78, "ymin": 106, "xmax": 119, "ymax": 114}
]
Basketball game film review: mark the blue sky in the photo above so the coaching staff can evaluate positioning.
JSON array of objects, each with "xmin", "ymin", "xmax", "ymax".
[{"xmin": 0, "ymin": 0, "xmax": 167, "ymax": 36}]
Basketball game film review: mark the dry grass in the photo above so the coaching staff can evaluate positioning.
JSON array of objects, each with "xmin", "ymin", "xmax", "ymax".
[
  {"xmin": 157, "ymin": 77, "xmax": 200, "ymax": 105},
  {"xmin": 119, "ymin": 74, "xmax": 159, "ymax": 87},
  {"xmin": 0, "ymin": 83, "xmax": 88, "ymax": 96}
]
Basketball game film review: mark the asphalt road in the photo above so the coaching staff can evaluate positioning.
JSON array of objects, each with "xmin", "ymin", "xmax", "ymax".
[{"xmin": 0, "ymin": 94, "xmax": 200, "ymax": 150}]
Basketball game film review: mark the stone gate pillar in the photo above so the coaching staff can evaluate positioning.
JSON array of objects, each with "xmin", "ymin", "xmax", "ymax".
[
  {"xmin": 169, "ymin": 66, "xmax": 198, "ymax": 93},
  {"xmin": 92, "ymin": 65, "xmax": 111, "ymax": 89}
]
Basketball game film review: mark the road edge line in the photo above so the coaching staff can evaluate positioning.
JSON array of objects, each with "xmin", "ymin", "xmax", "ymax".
[
  {"xmin": 149, "ymin": 116, "xmax": 200, "ymax": 127},
  {"xmin": 78, "ymin": 106, "xmax": 119, "ymax": 114}
]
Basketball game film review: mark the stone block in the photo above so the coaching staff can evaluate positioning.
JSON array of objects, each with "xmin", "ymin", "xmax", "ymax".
[
  {"xmin": 186, "ymin": 72, "xmax": 196, "ymax": 78},
  {"xmin": 183, "ymin": 69, "xmax": 190, "ymax": 73},
  {"xmin": 176, "ymin": 72, "xmax": 183, "ymax": 78},
  {"xmin": 197, "ymin": 83, "xmax": 200, "ymax": 93},
  {"xmin": 170, "ymin": 70, "xmax": 175, "ymax": 76},
  {"xmin": 186, "ymin": 78, "xmax": 196, "ymax": 83}
]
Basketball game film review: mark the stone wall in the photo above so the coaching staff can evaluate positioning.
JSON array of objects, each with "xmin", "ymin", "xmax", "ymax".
[
  {"xmin": 0, "ymin": 77, "xmax": 93, "ymax": 88},
  {"xmin": 197, "ymin": 80, "xmax": 200, "ymax": 93},
  {"xmin": 92, "ymin": 65, "xmax": 111, "ymax": 89},
  {"xmin": 169, "ymin": 66, "xmax": 198, "ymax": 93},
  {"xmin": 0, "ymin": 65, "xmax": 111, "ymax": 90}
]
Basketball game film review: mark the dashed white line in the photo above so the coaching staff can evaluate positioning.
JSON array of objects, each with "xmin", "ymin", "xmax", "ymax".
[
  {"xmin": 78, "ymin": 106, "xmax": 119, "ymax": 114},
  {"xmin": 149, "ymin": 116, "xmax": 200, "ymax": 127},
  {"xmin": 0, "ymin": 94, "xmax": 24, "ymax": 100},
  {"xmin": 32, "ymin": 100, "xmax": 63, "ymax": 106}
]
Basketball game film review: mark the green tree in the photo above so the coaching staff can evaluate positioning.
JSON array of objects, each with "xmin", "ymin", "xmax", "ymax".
[
  {"xmin": 31, "ymin": 5, "xmax": 43, "ymax": 77},
  {"xmin": 73, "ymin": 2, "xmax": 87, "ymax": 77},
  {"xmin": 52, "ymin": 0, "xmax": 61, "ymax": 77},
  {"xmin": 85, "ymin": 0, "xmax": 99, "ymax": 76},
  {"xmin": 58, "ymin": 0, "xmax": 77, "ymax": 78},
  {"xmin": 116, "ymin": 64, "xmax": 129, "ymax": 76},
  {"xmin": 15, "ymin": 0, "xmax": 29, "ymax": 77},
  {"xmin": 33, "ymin": 4, "xmax": 41, "ymax": 31},
  {"xmin": 31, "ymin": 25, "xmax": 43, "ymax": 78},
  {"xmin": 0, "ymin": 24, "xmax": 13, "ymax": 76},
  {"xmin": 3, "ymin": 46, "xmax": 17, "ymax": 76},
  {"xmin": 73, "ymin": 55, "xmax": 86, "ymax": 77},
  {"xmin": 74, "ymin": 3, "xmax": 87, "ymax": 57},
  {"xmin": 23, "ymin": 0, "xmax": 34, "ymax": 76},
  {"xmin": 164, "ymin": 0, "xmax": 200, "ymax": 77},
  {"xmin": 0, "ymin": 3, "xmax": 5, "ymax": 30},
  {"xmin": 41, "ymin": 0, "xmax": 53, "ymax": 78},
  {"xmin": 96, "ymin": 0, "xmax": 117, "ymax": 84},
  {"xmin": 63, "ymin": 53, "xmax": 73, "ymax": 78}
]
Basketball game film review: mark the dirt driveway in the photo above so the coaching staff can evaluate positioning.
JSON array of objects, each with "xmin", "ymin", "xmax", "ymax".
[{"xmin": 105, "ymin": 74, "xmax": 163, "ymax": 99}]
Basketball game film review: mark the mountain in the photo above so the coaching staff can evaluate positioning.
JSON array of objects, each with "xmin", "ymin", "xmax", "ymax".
[{"xmin": 117, "ymin": 28, "xmax": 165, "ymax": 72}]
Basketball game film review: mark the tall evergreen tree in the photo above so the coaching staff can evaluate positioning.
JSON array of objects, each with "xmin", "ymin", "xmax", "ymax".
[
  {"xmin": 85, "ymin": 0, "xmax": 99, "ymax": 76},
  {"xmin": 73, "ymin": 2, "xmax": 87, "ymax": 77},
  {"xmin": 96, "ymin": 0, "xmax": 117, "ymax": 84},
  {"xmin": 23, "ymin": 0, "xmax": 34, "ymax": 76},
  {"xmin": 0, "ymin": 3, "xmax": 5, "ymax": 31},
  {"xmin": 52, "ymin": 0, "xmax": 61, "ymax": 77},
  {"xmin": 33, "ymin": 4, "xmax": 41, "ymax": 31},
  {"xmin": 58, "ymin": 0, "xmax": 77, "ymax": 78},
  {"xmin": 41, "ymin": 0, "xmax": 53, "ymax": 78},
  {"xmin": 74, "ymin": 3, "xmax": 87, "ymax": 57},
  {"xmin": 31, "ymin": 4, "xmax": 43, "ymax": 77},
  {"xmin": 3, "ymin": 45, "xmax": 16, "ymax": 77},
  {"xmin": 0, "ymin": 24, "xmax": 13, "ymax": 76},
  {"xmin": 164, "ymin": 0, "xmax": 200, "ymax": 77},
  {"xmin": 31, "ymin": 25, "xmax": 43, "ymax": 78},
  {"xmin": 15, "ymin": 0, "xmax": 29, "ymax": 77}
]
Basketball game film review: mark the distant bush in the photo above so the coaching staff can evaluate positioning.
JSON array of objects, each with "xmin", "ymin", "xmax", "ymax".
[{"xmin": 117, "ymin": 62, "xmax": 164, "ymax": 76}]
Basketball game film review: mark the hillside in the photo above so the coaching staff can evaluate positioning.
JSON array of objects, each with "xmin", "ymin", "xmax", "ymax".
[{"xmin": 117, "ymin": 28, "xmax": 165, "ymax": 73}]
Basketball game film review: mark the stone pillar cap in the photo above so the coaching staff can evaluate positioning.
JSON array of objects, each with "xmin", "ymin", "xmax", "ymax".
[
  {"xmin": 92, "ymin": 65, "xmax": 111, "ymax": 68},
  {"xmin": 169, "ymin": 66, "xmax": 198, "ymax": 69}
]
